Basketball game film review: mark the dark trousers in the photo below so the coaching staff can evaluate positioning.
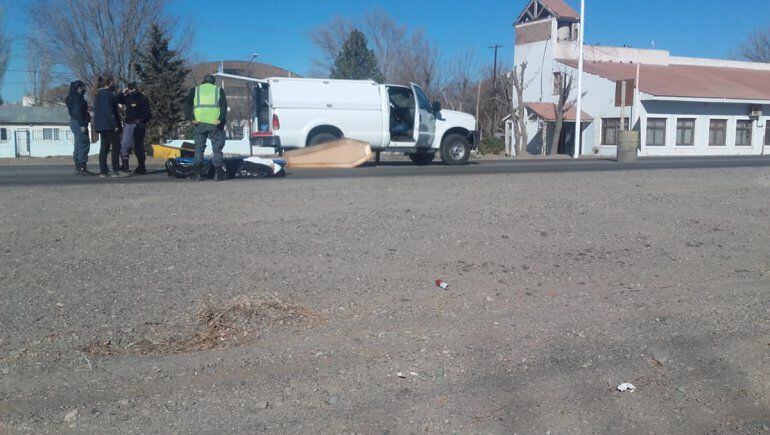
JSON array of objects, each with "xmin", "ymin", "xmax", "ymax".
[
  {"xmin": 120, "ymin": 123, "xmax": 147, "ymax": 167},
  {"xmin": 98, "ymin": 130, "xmax": 121, "ymax": 174},
  {"xmin": 70, "ymin": 118, "xmax": 90, "ymax": 166},
  {"xmin": 193, "ymin": 122, "xmax": 226, "ymax": 167}
]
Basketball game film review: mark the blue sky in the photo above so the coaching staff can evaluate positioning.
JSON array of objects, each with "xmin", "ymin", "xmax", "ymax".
[{"xmin": 1, "ymin": 0, "xmax": 768, "ymax": 103}]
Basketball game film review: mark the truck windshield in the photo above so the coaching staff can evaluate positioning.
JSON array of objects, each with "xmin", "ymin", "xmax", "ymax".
[{"xmin": 414, "ymin": 85, "xmax": 430, "ymax": 111}]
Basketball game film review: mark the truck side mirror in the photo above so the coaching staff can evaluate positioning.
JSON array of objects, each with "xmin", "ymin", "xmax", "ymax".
[{"xmin": 432, "ymin": 101, "xmax": 442, "ymax": 113}]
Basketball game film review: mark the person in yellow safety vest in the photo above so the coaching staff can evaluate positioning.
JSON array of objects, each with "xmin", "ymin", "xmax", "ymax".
[{"xmin": 184, "ymin": 74, "xmax": 229, "ymax": 181}]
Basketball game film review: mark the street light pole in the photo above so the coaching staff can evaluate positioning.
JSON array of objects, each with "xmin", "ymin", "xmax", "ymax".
[{"xmin": 573, "ymin": 0, "xmax": 585, "ymax": 159}]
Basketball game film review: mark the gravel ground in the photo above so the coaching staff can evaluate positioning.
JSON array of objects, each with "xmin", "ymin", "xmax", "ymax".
[{"xmin": 0, "ymin": 165, "xmax": 769, "ymax": 433}]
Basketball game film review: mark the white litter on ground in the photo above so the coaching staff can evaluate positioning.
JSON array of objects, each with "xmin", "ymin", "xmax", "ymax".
[
  {"xmin": 617, "ymin": 383, "xmax": 636, "ymax": 392},
  {"xmin": 244, "ymin": 157, "xmax": 282, "ymax": 174}
]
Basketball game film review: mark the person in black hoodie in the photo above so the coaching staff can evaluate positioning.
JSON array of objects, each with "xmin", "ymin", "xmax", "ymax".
[
  {"xmin": 116, "ymin": 82, "xmax": 152, "ymax": 174},
  {"xmin": 65, "ymin": 80, "xmax": 91, "ymax": 175},
  {"xmin": 92, "ymin": 76, "xmax": 127, "ymax": 177}
]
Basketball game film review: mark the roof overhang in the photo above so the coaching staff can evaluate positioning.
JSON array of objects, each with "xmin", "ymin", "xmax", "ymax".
[
  {"xmin": 643, "ymin": 96, "xmax": 770, "ymax": 105},
  {"xmin": 515, "ymin": 0, "xmax": 580, "ymax": 26},
  {"xmin": 215, "ymin": 72, "xmax": 268, "ymax": 84},
  {"xmin": 525, "ymin": 102, "xmax": 593, "ymax": 122}
]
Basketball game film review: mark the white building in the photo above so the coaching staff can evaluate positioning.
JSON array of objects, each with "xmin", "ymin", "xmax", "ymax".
[
  {"xmin": 513, "ymin": 0, "xmax": 770, "ymax": 157},
  {"xmin": 0, "ymin": 106, "xmax": 99, "ymax": 159}
]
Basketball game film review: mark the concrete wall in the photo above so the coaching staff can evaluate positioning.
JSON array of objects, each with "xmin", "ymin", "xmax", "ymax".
[
  {"xmin": 514, "ymin": 18, "xmax": 558, "ymax": 154},
  {"xmin": 514, "ymin": 19, "xmax": 559, "ymax": 106},
  {"xmin": 637, "ymin": 101, "xmax": 768, "ymax": 156},
  {"xmin": 556, "ymin": 42, "xmax": 670, "ymax": 64},
  {"xmin": 562, "ymin": 66, "xmax": 621, "ymax": 155},
  {"xmin": 0, "ymin": 124, "xmax": 101, "ymax": 158}
]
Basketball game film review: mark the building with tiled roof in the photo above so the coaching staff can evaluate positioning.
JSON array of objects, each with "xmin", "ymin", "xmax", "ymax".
[{"xmin": 513, "ymin": 0, "xmax": 769, "ymax": 157}]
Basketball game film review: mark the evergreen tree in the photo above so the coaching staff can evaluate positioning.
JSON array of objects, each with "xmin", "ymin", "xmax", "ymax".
[
  {"xmin": 134, "ymin": 23, "xmax": 190, "ymax": 151},
  {"xmin": 330, "ymin": 30, "xmax": 383, "ymax": 82}
]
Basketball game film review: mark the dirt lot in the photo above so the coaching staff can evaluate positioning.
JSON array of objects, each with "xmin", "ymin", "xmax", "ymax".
[{"xmin": 0, "ymin": 165, "xmax": 768, "ymax": 433}]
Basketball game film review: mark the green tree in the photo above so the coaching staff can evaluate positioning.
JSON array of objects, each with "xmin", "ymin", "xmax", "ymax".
[
  {"xmin": 134, "ymin": 23, "xmax": 190, "ymax": 151},
  {"xmin": 330, "ymin": 29, "xmax": 383, "ymax": 82}
]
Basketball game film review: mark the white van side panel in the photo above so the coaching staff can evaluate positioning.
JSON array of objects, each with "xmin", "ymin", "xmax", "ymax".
[
  {"xmin": 269, "ymin": 78, "xmax": 385, "ymax": 148},
  {"xmin": 273, "ymin": 108, "xmax": 384, "ymax": 148}
]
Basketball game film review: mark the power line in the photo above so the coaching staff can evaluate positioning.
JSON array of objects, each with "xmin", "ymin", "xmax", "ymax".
[{"xmin": 5, "ymin": 68, "xmax": 73, "ymax": 75}]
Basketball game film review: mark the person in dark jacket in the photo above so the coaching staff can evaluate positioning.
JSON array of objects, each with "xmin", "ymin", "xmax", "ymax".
[
  {"xmin": 65, "ymin": 80, "xmax": 91, "ymax": 175},
  {"xmin": 92, "ymin": 76, "xmax": 127, "ymax": 177},
  {"xmin": 184, "ymin": 74, "xmax": 228, "ymax": 181},
  {"xmin": 117, "ymin": 82, "xmax": 152, "ymax": 174}
]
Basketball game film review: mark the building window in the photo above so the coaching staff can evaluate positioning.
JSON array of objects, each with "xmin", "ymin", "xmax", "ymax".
[
  {"xmin": 736, "ymin": 120, "xmax": 753, "ymax": 146},
  {"xmin": 601, "ymin": 118, "xmax": 629, "ymax": 145},
  {"xmin": 553, "ymin": 72, "xmax": 563, "ymax": 96},
  {"xmin": 676, "ymin": 118, "xmax": 695, "ymax": 146},
  {"xmin": 709, "ymin": 119, "xmax": 727, "ymax": 146},
  {"xmin": 42, "ymin": 128, "xmax": 60, "ymax": 141},
  {"xmin": 0, "ymin": 128, "xmax": 6, "ymax": 141},
  {"xmin": 645, "ymin": 118, "xmax": 666, "ymax": 146}
]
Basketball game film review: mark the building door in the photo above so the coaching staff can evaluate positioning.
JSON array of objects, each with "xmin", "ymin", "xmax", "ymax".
[
  {"xmin": 558, "ymin": 123, "xmax": 575, "ymax": 156},
  {"xmin": 15, "ymin": 129, "xmax": 30, "ymax": 157}
]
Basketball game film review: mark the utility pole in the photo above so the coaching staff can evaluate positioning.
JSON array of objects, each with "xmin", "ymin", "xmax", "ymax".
[
  {"xmin": 573, "ymin": 0, "xmax": 585, "ymax": 159},
  {"xmin": 488, "ymin": 44, "xmax": 503, "ymax": 89}
]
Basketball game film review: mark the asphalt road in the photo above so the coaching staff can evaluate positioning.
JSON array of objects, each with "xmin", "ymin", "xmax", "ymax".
[{"xmin": 1, "ymin": 155, "xmax": 770, "ymax": 187}]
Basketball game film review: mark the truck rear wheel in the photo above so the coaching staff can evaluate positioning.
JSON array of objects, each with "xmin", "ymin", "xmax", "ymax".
[
  {"xmin": 408, "ymin": 152, "xmax": 435, "ymax": 166},
  {"xmin": 308, "ymin": 132, "xmax": 340, "ymax": 146},
  {"xmin": 440, "ymin": 134, "xmax": 471, "ymax": 165}
]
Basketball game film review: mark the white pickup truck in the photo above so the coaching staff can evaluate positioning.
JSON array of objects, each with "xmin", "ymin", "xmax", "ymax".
[{"xmin": 216, "ymin": 73, "xmax": 478, "ymax": 165}]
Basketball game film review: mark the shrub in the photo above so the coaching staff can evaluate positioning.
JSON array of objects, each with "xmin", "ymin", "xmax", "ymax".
[{"xmin": 479, "ymin": 136, "xmax": 505, "ymax": 155}]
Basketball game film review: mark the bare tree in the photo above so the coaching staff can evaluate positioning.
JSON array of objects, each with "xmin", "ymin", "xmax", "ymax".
[
  {"xmin": 550, "ymin": 72, "xmax": 574, "ymax": 155},
  {"xmin": 310, "ymin": 10, "xmax": 445, "ymax": 100},
  {"xmin": 26, "ymin": 36, "xmax": 53, "ymax": 105},
  {"xmin": 510, "ymin": 62, "xmax": 529, "ymax": 157},
  {"xmin": 0, "ymin": 7, "xmax": 11, "ymax": 104},
  {"xmin": 409, "ymin": 31, "xmax": 444, "ymax": 101},
  {"xmin": 27, "ymin": 0, "xmax": 179, "ymax": 90},
  {"xmin": 476, "ymin": 62, "xmax": 515, "ymax": 145},
  {"xmin": 740, "ymin": 27, "xmax": 770, "ymax": 62},
  {"xmin": 310, "ymin": 16, "xmax": 354, "ymax": 76},
  {"xmin": 443, "ymin": 49, "xmax": 477, "ymax": 112},
  {"xmin": 363, "ymin": 11, "xmax": 406, "ymax": 81},
  {"xmin": 42, "ymin": 84, "xmax": 70, "ymax": 105}
]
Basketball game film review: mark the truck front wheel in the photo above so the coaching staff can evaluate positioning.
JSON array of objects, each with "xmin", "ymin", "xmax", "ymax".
[
  {"xmin": 408, "ymin": 152, "xmax": 435, "ymax": 166},
  {"xmin": 440, "ymin": 134, "xmax": 471, "ymax": 165}
]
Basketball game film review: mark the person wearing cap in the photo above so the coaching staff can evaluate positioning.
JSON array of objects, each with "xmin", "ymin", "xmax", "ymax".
[
  {"xmin": 117, "ymin": 82, "xmax": 152, "ymax": 174},
  {"xmin": 184, "ymin": 74, "xmax": 228, "ymax": 181},
  {"xmin": 65, "ymin": 80, "xmax": 91, "ymax": 175}
]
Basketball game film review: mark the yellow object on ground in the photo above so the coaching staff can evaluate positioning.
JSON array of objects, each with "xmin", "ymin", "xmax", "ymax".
[
  {"xmin": 152, "ymin": 144, "xmax": 182, "ymax": 160},
  {"xmin": 152, "ymin": 143, "xmax": 196, "ymax": 160},
  {"xmin": 285, "ymin": 139, "xmax": 373, "ymax": 169}
]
